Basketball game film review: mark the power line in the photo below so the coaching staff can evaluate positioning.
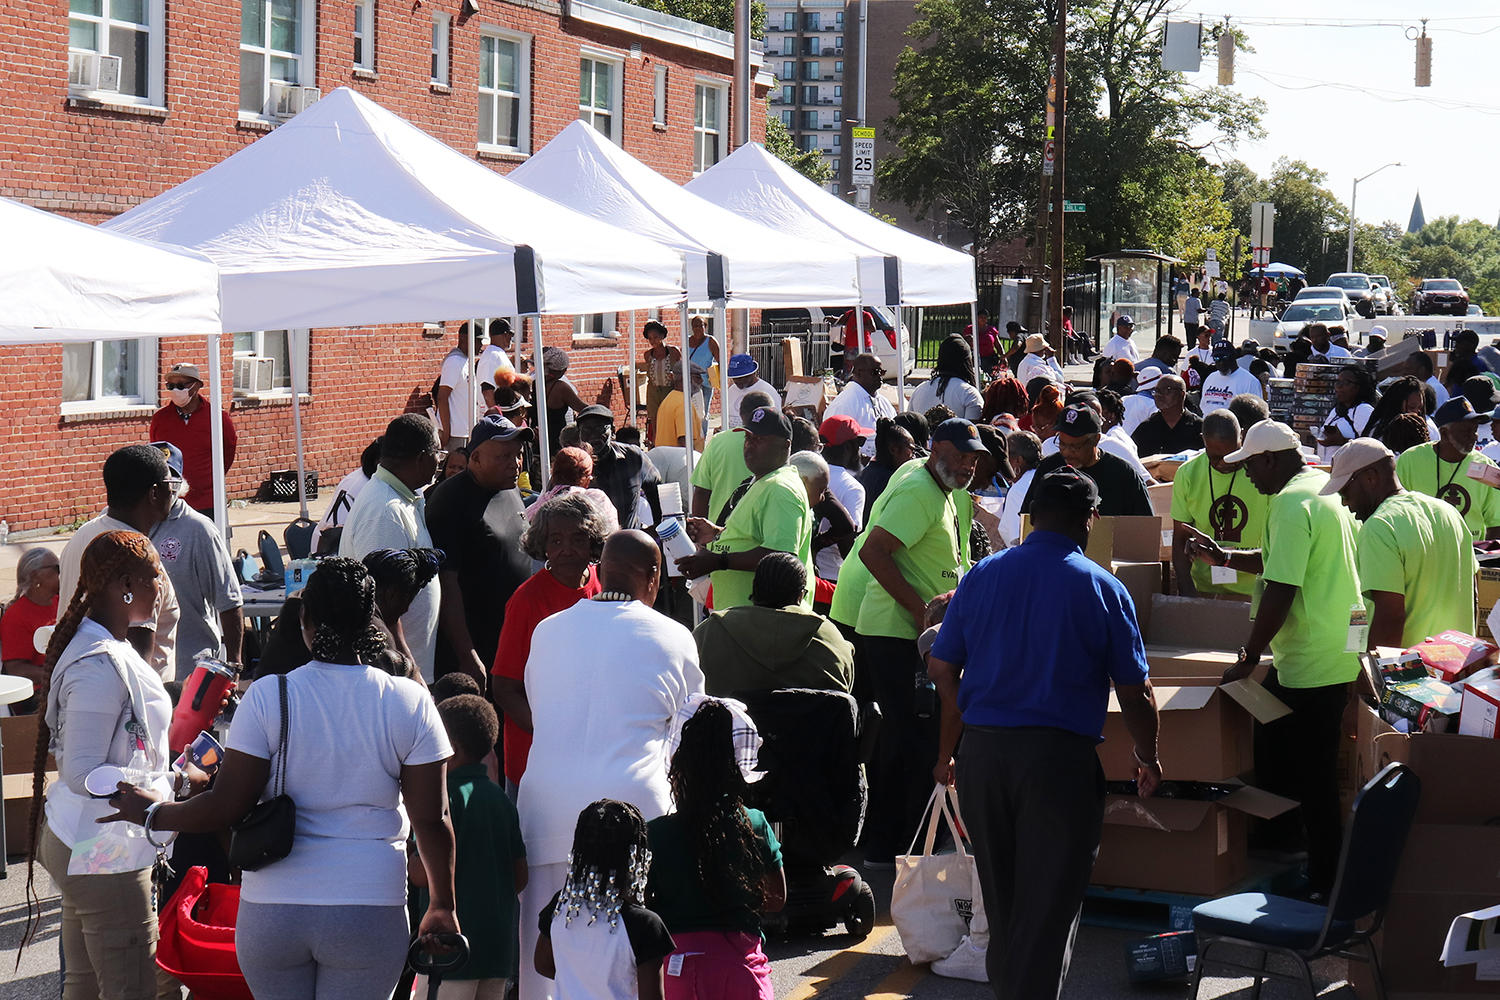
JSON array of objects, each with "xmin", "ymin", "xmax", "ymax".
[
  {"xmin": 1244, "ymin": 67, "xmax": 1500, "ymax": 115},
  {"xmin": 1172, "ymin": 14, "xmax": 1500, "ymax": 34}
]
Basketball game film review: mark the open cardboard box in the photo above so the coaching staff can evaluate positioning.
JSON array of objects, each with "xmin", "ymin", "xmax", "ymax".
[
  {"xmin": 1093, "ymin": 785, "xmax": 1297, "ymax": 896},
  {"xmin": 1021, "ymin": 514, "xmax": 1161, "ymax": 570},
  {"xmin": 1111, "ymin": 560, "xmax": 1164, "ymax": 637},
  {"xmin": 1101, "ymin": 678, "xmax": 1289, "ymax": 783}
]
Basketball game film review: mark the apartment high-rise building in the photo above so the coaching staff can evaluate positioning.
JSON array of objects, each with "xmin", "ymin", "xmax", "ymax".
[{"xmin": 763, "ymin": 0, "xmax": 848, "ymax": 193}]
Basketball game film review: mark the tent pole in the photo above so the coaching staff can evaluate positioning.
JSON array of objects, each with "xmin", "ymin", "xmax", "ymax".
[
  {"xmin": 718, "ymin": 309, "xmax": 731, "ymax": 432},
  {"xmin": 207, "ymin": 334, "xmax": 228, "ymax": 543},
  {"xmin": 970, "ymin": 302, "xmax": 981, "ymax": 385},
  {"xmin": 895, "ymin": 303, "xmax": 906, "ymax": 414},
  {"xmin": 533, "ymin": 316, "xmax": 549, "ymax": 491},
  {"xmin": 680, "ymin": 304, "xmax": 695, "ymax": 477},
  {"xmin": 627, "ymin": 310, "xmax": 637, "ymax": 426},
  {"xmin": 853, "ymin": 306, "xmax": 864, "ymax": 378},
  {"xmin": 290, "ymin": 328, "xmax": 307, "ymax": 522}
]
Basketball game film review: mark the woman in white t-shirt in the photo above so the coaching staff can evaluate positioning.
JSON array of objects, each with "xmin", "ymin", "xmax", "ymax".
[
  {"xmin": 1317, "ymin": 366, "xmax": 1377, "ymax": 461},
  {"xmin": 908, "ymin": 335, "xmax": 984, "ymax": 420},
  {"xmin": 106, "ymin": 558, "xmax": 458, "ymax": 1000}
]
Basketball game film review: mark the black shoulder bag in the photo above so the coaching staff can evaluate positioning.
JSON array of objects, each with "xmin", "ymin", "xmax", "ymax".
[{"xmin": 228, "ymin": 673, "xmax": 297, "ymax": 871}]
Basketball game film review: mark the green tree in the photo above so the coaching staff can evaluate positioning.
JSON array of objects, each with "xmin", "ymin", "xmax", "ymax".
[
  {"xmin": 629, "ymin": 0, "xmax": 765, "ymax": 37},
  {"xmin": 1402, "ymin": 216, "xmax": 1500, "ymax": 313},
  {"xmin": 764, "ymin": 113, "xmax": 832, "ymax": 185}
]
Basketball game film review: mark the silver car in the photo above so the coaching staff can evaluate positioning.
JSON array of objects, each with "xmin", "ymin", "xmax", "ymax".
[{"xmin": 1273, "ymin": 299, "xmax": 1356, "ymax": 351}]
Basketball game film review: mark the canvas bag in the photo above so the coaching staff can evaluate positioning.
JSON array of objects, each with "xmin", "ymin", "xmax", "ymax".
[{"xmin": 891, "ymin": 784, "xmax": 981, "ymax": 963}]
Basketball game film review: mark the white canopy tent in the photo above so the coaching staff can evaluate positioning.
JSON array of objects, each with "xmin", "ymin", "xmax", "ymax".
[
  {"xmin": 0, "ymin": 196, "xmax": 239, "ymax": 534},
  {"xmin": 508, "ymin": 120, "xmax": 863, "ymax": 454},
  {"xmin": 107, "ymin": 87, "xmax": 691, "ymax": 492},
  {"xmin": 687, "ymin": 142, "xmax": 980, "ymax": 401}
]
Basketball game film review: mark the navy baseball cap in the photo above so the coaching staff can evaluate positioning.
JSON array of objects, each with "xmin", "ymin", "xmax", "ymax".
[
  {"xmin": 931, "ymin": 418, "xmax": 990, "ymax": 454},
  {"xmin": 147, "ymin": 440, "xmax": 186, "ymax": 486},
  {"xmin": 1435, "ymin": 397, "xmax": 1486, "ymax": 429},
  {"xmin": 1212, "ymin": 342, "xmax": 1237, "ymax": 360},
  {"xmin": 744, "ymin": 405, "xmax": 792, "ymax": 440},
  {"xmin": 468, "ymin": 413, "xmax": 534, "ymax": 446},
  {"xmin": 1030, "ymin": 469, "xmax": 1100, "ymax": 515}
]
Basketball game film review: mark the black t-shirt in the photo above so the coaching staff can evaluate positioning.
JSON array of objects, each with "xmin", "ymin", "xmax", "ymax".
[
  {"xmin": 1022, "ymin": 451, "xmax": 1154, "ymax": 517},
  {"xmin": 1132, "ymin": 410, "xmax": 1204, "ymax": 457},
  {"xmin": 592, "ymin": 443, "xmax": 662, "ymax": 531},
  {"xmin": 540, "ymin": 890, "xmax": 676, "ymax": 964},
  {"xmin": 424, "ymin": 470, "xmax": 533, "ymax": 665}
]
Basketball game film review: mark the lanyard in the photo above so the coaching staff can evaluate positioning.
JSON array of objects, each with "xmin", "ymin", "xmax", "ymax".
[{"xmin": 1436, "ymin": 448, "xmax": 1463, "ymax": 491}]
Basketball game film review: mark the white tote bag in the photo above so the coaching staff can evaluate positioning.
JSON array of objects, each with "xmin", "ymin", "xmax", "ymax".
[{"xmin": 891, "ymin": 784, "xmax": 978, "ymax": 963}]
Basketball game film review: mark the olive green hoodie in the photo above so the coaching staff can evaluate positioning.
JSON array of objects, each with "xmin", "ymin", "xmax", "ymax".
[{"xmin": 693, "ymin": 605, "xmax": 855, "ymax": 697}]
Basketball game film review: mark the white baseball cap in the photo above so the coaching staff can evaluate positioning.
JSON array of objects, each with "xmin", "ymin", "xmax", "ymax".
[
  {"xmin": 1222, "ymin": 419, "xmax": 1302, "ymax": 464},
  {"xmin": 1319, "ymin": 438, "xmax": 1395, "ymax": 495}
]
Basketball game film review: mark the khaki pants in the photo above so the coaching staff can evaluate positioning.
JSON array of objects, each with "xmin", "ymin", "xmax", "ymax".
[{"xmin": 39, "ymin": 825, "xmax": 158, "ymax": 1000}]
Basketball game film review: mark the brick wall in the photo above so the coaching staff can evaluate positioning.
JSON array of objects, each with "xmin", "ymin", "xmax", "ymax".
[{"xmin": 0, "ymin": 0, "xmax": 765, "ymax": 532}]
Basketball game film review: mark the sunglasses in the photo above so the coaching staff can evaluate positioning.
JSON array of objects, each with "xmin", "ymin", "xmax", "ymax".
[{"xmin": 165, "ymin": 381, "xmax": 195, "ymax": 390}]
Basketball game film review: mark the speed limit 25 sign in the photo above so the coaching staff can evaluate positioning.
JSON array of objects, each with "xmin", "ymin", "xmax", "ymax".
[{"xmin": 851, "ymin": 127, "xmax": 876, "ymax": 185}]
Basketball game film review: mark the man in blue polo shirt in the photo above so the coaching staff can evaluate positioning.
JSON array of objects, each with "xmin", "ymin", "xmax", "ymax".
[{"xmin": 930, "ymin": 470, "xmax": 1161, "ymax": 1000}]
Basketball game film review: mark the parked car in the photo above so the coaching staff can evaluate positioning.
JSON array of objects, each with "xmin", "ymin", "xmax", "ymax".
[
  {"xmin": 1273, "ymin": 299, "xmax": 1357, "ymax": 351},
  {"xmin": 1324, "ymin": 273, "xmax": 1379, "ymax": 317},
  {"xmin": 1414, "ymin": 278, "xmax": 1470, "ymax": 316},
  {"xmin": 1469, "ymin": 304, "xmax": 1486, "ymax": 317},
  {"xmin": 1295, "ymin": 286, "xmax": 1357, "ymax": 312},
  {"xmin": 1368, "ymin": 274, "xmax": 1398, "ymax": 315}
]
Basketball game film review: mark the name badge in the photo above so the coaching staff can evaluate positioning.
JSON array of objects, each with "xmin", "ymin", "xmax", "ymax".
[
  {"xmin": 1210, "ymin": 565, "xmax": 1238, "ymax": 585},
  {"xmin": 1346, "ymin": 604, "xmax": 1370, "ymax": 653}
]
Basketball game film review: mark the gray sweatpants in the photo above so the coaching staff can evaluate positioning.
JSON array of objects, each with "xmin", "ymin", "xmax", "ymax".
[{"xmin": 235, "ymin": 901, "xmax": 409, "ymax": 1000}]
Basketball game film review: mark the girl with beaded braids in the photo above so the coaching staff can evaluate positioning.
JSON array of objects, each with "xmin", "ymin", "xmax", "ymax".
[
  {"xmin": 645, "ymin": 700, "xmax": 785, "ymax": 1000},
  {"xmin": 102, "ymin": 558, "xmax": 461, "ymax": 1000},
  {"xmin": 536, "ymin": 799, "xmax": 677, "ymax": 1000},
  {"xmin": 19, "ymin": 530, "xmax": 188, "ymax": 999}
]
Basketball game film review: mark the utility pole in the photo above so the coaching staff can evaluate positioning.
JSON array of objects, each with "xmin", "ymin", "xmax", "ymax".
[
  {"xmin": 1048, "ymin": 0, "xmax": 1067, "ymax": 355},
  {"xmin": 733, "ymin": 0, "xmax": 751, "ymax": 148}
]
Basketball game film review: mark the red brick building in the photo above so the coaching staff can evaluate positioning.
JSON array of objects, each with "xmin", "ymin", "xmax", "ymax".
[{"xmin": 0, "ymin": 0, "xmax": 769, "ymax": 532}]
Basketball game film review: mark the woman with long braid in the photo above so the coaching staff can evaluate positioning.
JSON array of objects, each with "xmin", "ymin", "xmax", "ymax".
[
  {"xmin": 102, "ymin": 558, "xmax": 459, "ymax": 1000},
  {"xmin": 22, "ymin": 530, "xmax": 181, "ymax": 999},
  {"xmin": 646, "ymin": 700, "xmax": 785, "ymax": 1000}
]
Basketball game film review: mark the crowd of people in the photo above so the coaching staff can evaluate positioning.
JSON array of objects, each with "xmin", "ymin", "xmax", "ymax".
[{"xmin": 5, "ymin": 309, "xmax": 1496, "ymax": 1000}]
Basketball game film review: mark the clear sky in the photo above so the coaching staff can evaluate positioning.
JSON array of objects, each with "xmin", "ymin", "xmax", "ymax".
[{"xmin": 1175, "ymin": 2, "xmax": 1500, "ymax": 231}]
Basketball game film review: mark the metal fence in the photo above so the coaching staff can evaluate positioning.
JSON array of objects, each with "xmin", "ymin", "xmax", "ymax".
[
  {"xmin": 911, "ymin": 271, "xmax": 1101, "ymax": 362},
  {"xmin": 749, "ymin": 320, "xmax": 833, "ymax": 384}
]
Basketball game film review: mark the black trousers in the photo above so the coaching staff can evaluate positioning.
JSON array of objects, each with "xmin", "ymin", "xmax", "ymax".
[
  {"xmin": 861, "ymin": 634, "xmax": 938, "ymax": 859},
  {"xmin": 958, "ymin": 726, "xmax": 1105, "ymax": 1000},
  {"xmin": 1254, "ymin": 669, "xmax": 1351, "ymax": 894}
]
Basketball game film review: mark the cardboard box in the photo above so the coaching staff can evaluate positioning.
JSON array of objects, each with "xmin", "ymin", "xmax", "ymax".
[
  {"xmin": 1476, "ymin": 568, "xmax": 1500, "ymax": 614},
  {"xmin": 1100, "ymin": 679, "xmax": 1290, "ymax": 782},
  {"xmin": 1409, "ymin": 631, "xmax": 1499, "ymax": 684},
  {"xmin": 1020, "ymin": 514, "xmax": 1161, "ymax": 569},
  {"xmin": 1111, "ymin": 560, "xmax": 1163, "ymax": 636},
  {"xmin": 1124, "ymin": 931, "xmax": 1197, "ymax": 982},
  {"xmin": 1459, "ymin": 679, "xmax": 1500, "ymax": 738},
  {"xmin": 1093, "ymin": 786, "xmax": 1297, "ymax": 895},
  {"xmin": 1141, "ymin": 595, "xmax": 1265, "ymax": 679}
]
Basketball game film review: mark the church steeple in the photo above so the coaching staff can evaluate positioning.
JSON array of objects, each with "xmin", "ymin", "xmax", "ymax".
[{"xmin": 1408, "ymin": 192, "xmax": 1426, "ymax": 234}]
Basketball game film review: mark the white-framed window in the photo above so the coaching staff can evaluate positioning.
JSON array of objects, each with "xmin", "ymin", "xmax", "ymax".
[
  {"xmin": 68, "ymin": 0, "xmax": 165, "ymax": 107},
  {"xmin": 479, "ymin": 30, "xmax": 530, "ymax": 152},
  {"xmin": 61, "ymin": 338, "xmax": 157, "ymax": 413},
  {"xmin": 653, "ymin": 65, "xmax": 667, "ymax": 125},
  {"xmin": 431, "ymin": 13, "xmax": 450, "ymax": 84},
  {"xmin": 693, "ymin": 81, "xmax": 724, "ymax": 174},
  {"xmin": 240, "ymin": 0, "xmax": 316, "ymax": 116},
  {"xmin": 579, "ymin": 52, "xmax": 623, "ymax": 143},
  {"xmin": 352, "ymin": 0, "xmax": 374, "ymax": 70},
  {"xmin": 233, "ymin": 329, "xmax": 309, "ymax": 395},
  {"xmin": 573, "ymin": 313, "xmax": 617, "ymax": 341}
]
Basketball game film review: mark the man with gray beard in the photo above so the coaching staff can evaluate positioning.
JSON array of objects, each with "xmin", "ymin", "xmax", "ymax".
[{"xmin": 831, "ymin": 418, "xmax": 989, "ymax": 864}]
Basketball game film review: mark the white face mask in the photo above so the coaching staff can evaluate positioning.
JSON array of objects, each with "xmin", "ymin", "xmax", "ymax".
[{"xmin": 169, "ymin": 386, "xmax": 196, "ymax": 407}]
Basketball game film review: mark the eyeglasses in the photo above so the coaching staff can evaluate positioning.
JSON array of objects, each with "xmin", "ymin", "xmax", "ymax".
[{"xmin": 165, "ymin": 382, "xmax": 194, "ymax": 390}]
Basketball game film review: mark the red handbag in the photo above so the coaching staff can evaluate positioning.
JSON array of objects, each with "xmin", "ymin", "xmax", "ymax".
[{"xmin": 155, "ymin": 866, "xmax": 254, "ymax": 1000}]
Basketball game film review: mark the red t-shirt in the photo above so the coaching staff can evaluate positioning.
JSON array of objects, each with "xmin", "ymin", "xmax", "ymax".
[
  {"xmin": 1, "ymin": 594, "xmax": 58, "ymax": 666},
  {"xmin": 490, "ymin": 565, "xmax": 601, "ymax": 784},
  {"xmin": 148, "ymin": 402, "xmax": 238, "ymax": 511}
]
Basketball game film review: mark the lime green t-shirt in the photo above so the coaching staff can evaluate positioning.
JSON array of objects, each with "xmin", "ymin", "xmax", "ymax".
[
  {"xmin": 1356, "ymin": 490, "xmax": 1477, "ymax": 648},
  {"xmin": 852, "ymin": 461, "xmax": 973, "ymax": 640},
  {"xmin": 1394, "ymin": 443, "xmax": 1500, "ymax": 541},
  {"xmin": 1169, "ymin": 451, "xmax": 1270, "ymax": 596},
  {"xmin": 828, "ymin": 460, "xmax": 927, "ymax": 629},
  {"xmin": 1261, "ymin": 467, "xmax": 1363, "ymax": 688},
  {"xmin": 708, "ymin": 464, "xmax": 813, "ymax": 610},
  {"xmin": 690, "ymin": 429, "xmax": 752, "ymax": 523}
]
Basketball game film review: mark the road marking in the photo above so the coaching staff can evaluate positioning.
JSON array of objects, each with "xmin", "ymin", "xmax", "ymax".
[
  {"xmin": 780, "ymin": 923, "xmax": 899, "ymax": 1000},
  {"xmin": 865, "ymin": 958, "xmax": 930, "ymax": 999}
]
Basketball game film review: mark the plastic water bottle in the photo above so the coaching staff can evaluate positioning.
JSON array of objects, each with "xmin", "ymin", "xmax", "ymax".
[{"xmin": 656, "ymin": 517, "xmax": 698, "ymax": 579}]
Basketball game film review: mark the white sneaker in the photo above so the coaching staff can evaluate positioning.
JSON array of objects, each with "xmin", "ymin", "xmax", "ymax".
[{"xmin": 931, "ymin": 934, "xmax": 988, "ymax": 982}]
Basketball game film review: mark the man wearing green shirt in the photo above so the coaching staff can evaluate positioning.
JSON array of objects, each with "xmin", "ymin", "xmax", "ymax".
[
  {"xmin": 1394, "ymin": 397, "xmax": 1500, "ymax": 541},
  {"xmin": 688, "ymin": 391, "xmax": 769, "ymax": 522},
  {"xmin": 678, "ymin": 405, "xmax": 813, "ymax": 610},
  {"xmin": 1187, "ymin": 419, "xmax": 1362, "ymax": 897},
  {"xmin": 1326, "ymin": 437, "xmax": 1477, "ymax": 647},
  {"xmin": 848, "ymin": 418, "xmax": 984, "ymax": 863},
  {"xmin": 1171, "ymin": 410, "xmax": 1269, "ymax": 598}
]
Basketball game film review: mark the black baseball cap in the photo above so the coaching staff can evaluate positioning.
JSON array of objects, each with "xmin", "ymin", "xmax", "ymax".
[
  {"xmin": 744, "ymin": 405, "xmax": 793, "ymax": 440},
  {"xmin": 1056, "ymin": 404, "xmax": 1102, "ymax": 437},
  {"xmin": 1212, "ymin": 342, "xmax": 1237, "ymax": 360},
  {"xmin": 1435, "ymin": 397, "xmax": 1487, "ymax": 428},
  {"xmin": 931, "ymin": 418, "xmax": 991, "ymax": 454},
  {"xmin": 468, "ymin": 413, "xmax": 534, "ymax": 446},
  {"xmin": 1031, "ymin": 469, "xmax": 1100, "ymax": 515},
  {"xmin": 575, "ymin": 404, "xmax": 615, "ymax": 423}
]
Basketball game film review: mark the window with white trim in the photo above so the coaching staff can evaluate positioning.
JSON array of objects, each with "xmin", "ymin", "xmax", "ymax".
[
  {"xmin": 431, "ymin": 13, "xmax": 450, "ymax": 84},
  {"xmin": 573, "ymin": 313, "xmax": 617, "ymax": 342},
  {"xmin": 693, "ymin": 82, "xmax": 724, "ymax": 174},
  {"xmin": 352, "ymin": 0, "xmax": 374, "ymax": 70},
  {"xmin": 479, "ymin": 30, "xmax": 530, "ymax": 152},
  {"xmin": 233, "ymin": 330, "xmax": 309, "ymax": 395},
  {"xmin": 68, "ymin": 0, "xmax": 165, "ymax": 106},
  {"xmin": 579, "ymin": 54, "xmax": 622, "ymax": 143},
  {"xmin": 239, "ymin": 0, "xmax": 316, "ymax": 116},
  {"xmin": 652, "ymin": 65, "xmax": 667, "ymax": 125},
  {"xmin": 61, "ymin": 338, "xmax": 157, "ymax": 412}
]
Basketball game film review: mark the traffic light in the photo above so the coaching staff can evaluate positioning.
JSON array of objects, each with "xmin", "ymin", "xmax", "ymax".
[
  {"xmin": 1218, "ymin": 32, "xmax": 1235, "ymax": 86},
  {"xmin": 1415, "ymin": 31, "xmax": 1432, "ymax": 87}
]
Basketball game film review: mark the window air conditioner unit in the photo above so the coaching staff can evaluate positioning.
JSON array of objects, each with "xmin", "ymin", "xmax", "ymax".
[
  {"xmin": 234, "ymin": 356, "xmax": 277, "ymax": 394},
  {"xmin": 271, "ymin": 83, "xmax": 322, "ymax": 118},
  {"xmin": 833, "ymin": 47, "xmax": 843, "ymax": 55},
  {"xmin": 68, "ymin": 52, "xmax": 122, "ymax": 92}
]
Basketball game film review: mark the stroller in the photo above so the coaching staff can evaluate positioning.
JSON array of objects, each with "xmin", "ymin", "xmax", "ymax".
[{"xmin": 735, "ymin": 687, "xmax": 882, "ymax": 939}]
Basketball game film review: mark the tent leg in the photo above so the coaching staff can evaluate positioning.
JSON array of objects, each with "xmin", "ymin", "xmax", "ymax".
[
  {"xmin": 208, "ymin": 334, "xmax": 228, "ymax": 543},
  {"xmin": 718, "ymin": 311, "xmax": 731, "ymax": 432},
  {"xmin": 970, "ymin": 302, "xmax": 981, "ymax": 383},
  {"xmin": 532, "ymin": 316, "xmax": 549, "ymax": 491},
  {"xmin": 627, "ymin": 310, "xmax": 637, "ymax": 426},
  {"xmin": 854, "ymin": 305, "xmax": 865, "ymax": 377},
  {"xmin": 680, "ymin": 304, "xmax": 695, "ymax": 477},
  {"xmin": 291, "ymin": 328, "xmax": 307, "ymax": 522},
  {"xmin": 895, "ymin": 304, "xmax": 906, "ymax": 413}
]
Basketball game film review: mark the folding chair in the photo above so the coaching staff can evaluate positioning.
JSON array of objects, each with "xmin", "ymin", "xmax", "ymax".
[{"xmin": 1190, "ymin": 763, "xmax": 1421, "ymax": 1000}]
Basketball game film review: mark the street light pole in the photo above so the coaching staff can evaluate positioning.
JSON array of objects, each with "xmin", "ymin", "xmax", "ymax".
[{"xmin": 1347, "ymin": 162, "xmax": 1402, "ymax": 272}]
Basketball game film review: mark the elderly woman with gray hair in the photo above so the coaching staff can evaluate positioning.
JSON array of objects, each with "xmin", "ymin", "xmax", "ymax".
[
  {"xmin": 2, "ymin": 547, "xmax": 61, "ymax": 706},
  {"xmin": 491, "ymin": 492, "xmax": 611, "ymax": 794}
]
